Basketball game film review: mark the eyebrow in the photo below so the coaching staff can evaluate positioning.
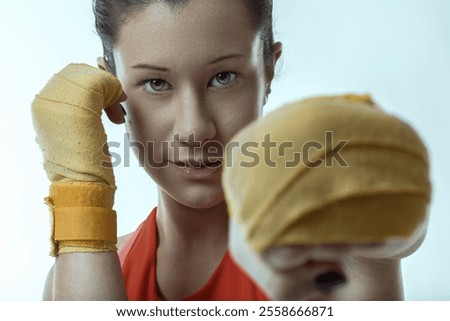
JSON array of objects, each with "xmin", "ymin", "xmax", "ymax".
[
  {"xmin": 131, "ymin": 64, "xmax": 170, "ymax": 72},
  {"xmin": 131, "ymin": 53, "xmax": 247, "ymax": 72},
  {"xmin": 207, "ymin": 53, "xmax": 247, "ymax": 65}
]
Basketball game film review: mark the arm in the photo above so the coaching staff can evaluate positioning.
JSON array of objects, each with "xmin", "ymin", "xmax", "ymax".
[
  {"xmin": 33, "ymin": 64, "xmax": 127, "ymax": 301},
  {"xmin": 340, "ymin": 221, "xmax": 428, "ymax": 300},
  {"xmin": 339, "ymin": 255, "xmax": 403, "ymax": 300},
  {"xmin": 44, "ymin": 253, "xmax": 126, "ymax": 300},
  {"xmin": 43, "ymin": 234, "xmax": 132, "ymax": 300}
]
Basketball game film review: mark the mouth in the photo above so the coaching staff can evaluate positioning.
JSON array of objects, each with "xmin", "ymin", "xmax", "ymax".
[{"xmin": 174, "ymin": 160, "xmax": 223, "ymax": 169}]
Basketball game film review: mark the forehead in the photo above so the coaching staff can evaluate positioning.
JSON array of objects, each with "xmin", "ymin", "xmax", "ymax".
[{"xmin": 115, "ymin": 0, "xmax": 260, "ymax": 66}]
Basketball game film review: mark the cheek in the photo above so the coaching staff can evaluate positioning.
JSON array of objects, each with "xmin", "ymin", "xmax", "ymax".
[
  {"xmin": 211, "ymin": 75, "xmax": 265, "ymax": 144},
  {"xmin": 115, "ymin": 69, "xmax": 174, "ymax": 151},
  {"xmin": 122, "ymin": 94, "xmax": 174, "ymax": 162},
  {"xmin": 124, "ymin": 94, "xmax": 171, "ymax": 137}
]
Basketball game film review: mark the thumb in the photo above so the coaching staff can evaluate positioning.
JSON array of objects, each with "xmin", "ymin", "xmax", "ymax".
[{"xmin": 105, "ymin": 91, "xmax": 128, "ymax": 124}]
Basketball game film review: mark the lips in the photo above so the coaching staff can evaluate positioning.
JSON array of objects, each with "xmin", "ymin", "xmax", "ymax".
[
  {"xmin": 174, "ymin": 159, "xmax": 223, "ymax": 168},
  {"xmin": 171, "ymin": 158, "xmax": 223, "ymax": 180}
]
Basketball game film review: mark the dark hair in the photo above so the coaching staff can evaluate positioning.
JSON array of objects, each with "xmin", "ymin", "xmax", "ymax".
[{"xmin": 93, "ymin": 0, "xmax": 274, "ymax": 74}]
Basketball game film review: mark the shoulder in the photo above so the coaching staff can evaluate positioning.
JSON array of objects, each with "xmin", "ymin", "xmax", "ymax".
[{"xmin": 118, "ymin": 207, "xmax": 158, "ymax": 255}]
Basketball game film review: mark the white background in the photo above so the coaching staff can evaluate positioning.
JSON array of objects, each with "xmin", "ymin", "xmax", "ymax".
[{"xmin": 0, "ymin": 0, "xmax": 448, "ymax": 300}]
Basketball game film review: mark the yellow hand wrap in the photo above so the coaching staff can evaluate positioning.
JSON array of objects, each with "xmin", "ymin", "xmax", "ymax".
[
  {"xmin": 222, "ymin": 94, "xmax": 431, "ymax": 253},
  {"xmin": 31, "ymin": 63, "xmax": 123, "ymax": 256}
]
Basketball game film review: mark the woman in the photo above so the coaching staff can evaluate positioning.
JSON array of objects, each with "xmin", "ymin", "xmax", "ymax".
[
  {"xmin": 36, "ymin": 0, "xmax": 424, "ymax": 301},
  {"xmin": 39, "ymin": 0, "xmax": 280, "ymax": 301}
]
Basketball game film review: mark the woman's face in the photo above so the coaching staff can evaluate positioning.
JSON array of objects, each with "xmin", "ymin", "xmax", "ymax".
[{"xmin": 112, "ymin": 0, "xmax": 275, "ymax": 209}]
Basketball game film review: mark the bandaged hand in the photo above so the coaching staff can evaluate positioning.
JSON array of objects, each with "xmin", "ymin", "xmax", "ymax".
[
  {"xmin": 223, "ymin": 94, "xmax": 431, "ymax": 300},
  {"xmin": 32, "ymin": 63, "xmax": 123, "ymax": 256},
  {"xmin": 223, "ymin": 94, "xmax": 431, "ymax": 252}
]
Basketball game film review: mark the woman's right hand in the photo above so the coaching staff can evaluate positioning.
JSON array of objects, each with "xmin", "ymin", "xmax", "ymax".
[
  {"xmin": 32, "ymin": 64, "xmax": 128, "ymax": 300},
  {"xmin": 32, "ymin": 63, "xmax": 124, "ymax": 186}
]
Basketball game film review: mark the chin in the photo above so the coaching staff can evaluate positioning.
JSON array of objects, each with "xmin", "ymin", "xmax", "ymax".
[
  {"xmin": 146, "ymin": 162, "xmax": 228, "ymax": 209},
  {"xmin": 177, "ymin": 186, "xmax": 226, "ymax": 209}
]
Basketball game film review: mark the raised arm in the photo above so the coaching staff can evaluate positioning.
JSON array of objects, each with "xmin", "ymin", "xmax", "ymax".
[{"xmin": 32, "ymin": 64, "xmax": 127, "ymax": 300}]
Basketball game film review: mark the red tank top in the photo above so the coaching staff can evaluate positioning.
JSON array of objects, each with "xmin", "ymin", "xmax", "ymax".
[{"xmin": 119, "ymin": 207, "xmax": 268, "ymax": 301}]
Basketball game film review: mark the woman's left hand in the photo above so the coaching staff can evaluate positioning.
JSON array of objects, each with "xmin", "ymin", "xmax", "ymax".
[{"xmin": 229, "ymin": 219, "xmax": 427, "ymax": 300}]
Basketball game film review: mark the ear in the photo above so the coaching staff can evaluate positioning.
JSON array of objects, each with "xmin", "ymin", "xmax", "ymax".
[
  {"xmin": 97, "ymin": 56, "xmax": 127, "ymax": 125},
  {"xmin": 264, "ymin": 42, "xmax": 283, "ymax": 105},
  {"xmin": 265, "ymin": 42, "xmax": 283, "ymax": 82},
  {"xmin": 97, "ymin": 57, "xmax": 108, "ymax": 71}
]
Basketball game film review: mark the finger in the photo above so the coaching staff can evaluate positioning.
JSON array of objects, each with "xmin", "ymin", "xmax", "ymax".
[
  {"xmin": 105, "ymin": 104, "xmax": 126, "ymax": 124},
  {"xmin": 262, "ymin": 244, "xmax": 354, "ymax": 271},
  {"xmin": 117, "ymin": 90, "xmax": 128, "ymax": 103},
  {"xmin": 266, "ymin": 261, "xmax": 346, "ymax": 300},
  {"xmin": 104, "ymin": 91, "xmax": 128, "ymax": 124}
]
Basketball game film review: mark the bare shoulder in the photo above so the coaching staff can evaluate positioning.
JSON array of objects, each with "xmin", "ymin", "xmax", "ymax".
[{"xmin": 117, "ymin": 233, "xmax": 134, "ymax": 252}]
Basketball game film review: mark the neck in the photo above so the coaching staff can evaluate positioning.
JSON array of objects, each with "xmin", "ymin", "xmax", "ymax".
[
  {"xmin": 154, "ymin": 189, "xmax": 230, "ymax": 300},
  {"xmin": 155, "ymin": 189, "xmax": 229, "ymax": 252}
]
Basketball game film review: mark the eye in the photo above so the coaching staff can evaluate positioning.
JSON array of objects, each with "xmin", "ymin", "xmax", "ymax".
[
  {"xmin": 142, "ymin": 79, "xmax": 172, "ymax": 94},
  {"xmin": 209, "ymin": 72, "xmax": 238, "ymax": 88}
]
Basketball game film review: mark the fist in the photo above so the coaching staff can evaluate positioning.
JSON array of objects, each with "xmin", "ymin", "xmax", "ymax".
[{"xmin": 32, "ymin": 64, "xmax": 123, "ymax": 186}]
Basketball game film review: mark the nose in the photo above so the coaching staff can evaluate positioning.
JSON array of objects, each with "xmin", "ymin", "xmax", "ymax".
[{"xmin": 173, "ymin": 87, "xmax": 217, "ymax": 145}]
